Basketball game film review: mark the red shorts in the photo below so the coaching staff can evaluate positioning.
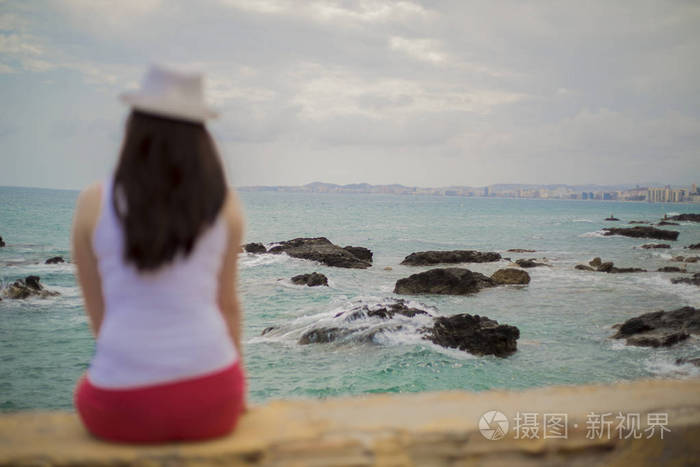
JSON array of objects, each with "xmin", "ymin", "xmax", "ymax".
[{"xmin": 74, "ymin": 361, "xmax": 246, "ymax": 443}]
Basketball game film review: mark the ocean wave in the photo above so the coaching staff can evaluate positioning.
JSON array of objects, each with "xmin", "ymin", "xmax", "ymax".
[
  {"xmin": 572, "ymin": 218, "xmax": 593, "ymax": 223},
  {"xmin": 644, "ymin": 352, "xmax": 700, "ymax": 379},
  {"xmin": 578, "ymin": 230, "xmax": 610, "ymax": 238},
  {"xmin": 239, "ymin": 252, "xmax": 291, "ymax": 268}
]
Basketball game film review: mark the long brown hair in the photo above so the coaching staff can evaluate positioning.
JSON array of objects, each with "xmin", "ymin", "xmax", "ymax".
[{"xmin": 112, "ymin": 111, "xmax": 227, "ymax": 271}]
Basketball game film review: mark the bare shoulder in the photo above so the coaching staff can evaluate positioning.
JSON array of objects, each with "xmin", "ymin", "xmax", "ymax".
[
  {"xmin": 74, "ymin": 181, "xmax": 103, "ymax": 232},
  {"xmin": 223, "ymin": 188, "xmax": 245, "ymax": 238}
]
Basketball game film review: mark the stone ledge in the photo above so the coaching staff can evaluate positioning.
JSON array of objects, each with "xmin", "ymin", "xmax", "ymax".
[{"xmin": 1, "ymin": 379, "xmax": 699, "ymax": 466}]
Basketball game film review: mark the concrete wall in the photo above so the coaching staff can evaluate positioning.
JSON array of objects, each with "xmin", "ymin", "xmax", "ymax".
[{"xmin": 1, "ymin": 379, "xmax": 699, "ymax": 466}]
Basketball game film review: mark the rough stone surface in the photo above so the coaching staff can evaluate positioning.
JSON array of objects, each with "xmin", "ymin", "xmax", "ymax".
[
  {"xmin": 612, "ymin": 306, "xmax": 700, "ymax": 347},
  {"xmin": 671, "ymin": 272, "xmax": 700, "ymax": 286},
  {"xmin": 343, "ymin": 246, "xmax": 373, "ymax": 262},
  {"xmin": 1, "ymin": 380, "xmax": 700, "ymax": 466},
  {"xmin": 514, "ymin": 258, "xmax": 547, "ymax": 268},
  {"xmin": 640, "ymin": 243, "xmax": 670, "ymax": 249},
  {"xmin": 394, "ymin": 268, "xmax": 497, "ymax": 295},
  {"xmin": 575, "ymin": 264, "xmax": 595, "ymax": 271},
  {"xmin": 423, "ymin": 314, "xmax": 519, "ymax": 357},
  {"xmin": 589, "ymin": 257, "xmax": 602, "ymax": 268},
  {"xmin": 603, "ymin": 226, "xmax": 679, "ymax": 241},
  {"xmin": 290, "ymin": 272, "xmax": 328, "ymax": 287},
  {"xmin": 490, "ymin": 268, "xmax": 531, "ymax": 284},
  {"xmin": 1, "ymin": 276, "xmax": 59, "ymax": 299},
  {"xmin": 667, "ymin": 213, "xmax": 700, "ymax": 222},
  {"xmin": 243, "ymin": 242, "xmax": 267, "ymax": 254},
  {"xmin": 400, "ymin": 250, "xmax": 501, "ymax": 266},
  {"xmin": 267, "ymin": 237, "xmax": 372, "ymax": 269},
  {"xmin": 45, "ymin": 256, "xmax": 64, "ymax": 264}
]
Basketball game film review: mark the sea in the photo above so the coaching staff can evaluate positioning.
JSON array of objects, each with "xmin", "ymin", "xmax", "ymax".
[{"xmin": 1, "ymin": 186, "xmax": 699, "ymax": 411}]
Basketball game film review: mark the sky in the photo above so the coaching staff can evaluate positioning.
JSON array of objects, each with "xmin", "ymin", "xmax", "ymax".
[{"xmin": 0, "ymin": 0, "xmax": 699, "ymax": 190}]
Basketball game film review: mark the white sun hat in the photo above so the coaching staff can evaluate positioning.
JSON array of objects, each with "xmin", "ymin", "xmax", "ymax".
[{"xmin": 119, "ymin": 64, "xmax": 219, "ymax": 123}]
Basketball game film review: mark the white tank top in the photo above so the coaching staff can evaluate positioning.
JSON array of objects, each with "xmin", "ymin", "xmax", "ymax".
[{"xmin": 87, "ymin": 177, "xmax": 238, "ymax": 388}]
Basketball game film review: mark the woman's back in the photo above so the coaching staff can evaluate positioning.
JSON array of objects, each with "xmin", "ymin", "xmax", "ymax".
[{"xmin": 87, "ymin": 176, "xmax": 238, "ymax": 388}]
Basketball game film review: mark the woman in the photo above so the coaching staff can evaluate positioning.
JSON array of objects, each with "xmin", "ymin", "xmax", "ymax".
[{"xmin": 71, "ymin": 65, "xmax": 246, "ymax": 443}]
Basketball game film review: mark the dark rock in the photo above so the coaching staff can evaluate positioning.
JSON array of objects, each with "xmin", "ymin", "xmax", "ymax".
[
  {"xmin": 400, "ymin": 250, "xmax": 501, "ymax": 266},
  {"xmin": 671, "ymin": 256, "xmax": 685, "ymax": 262},
  {"xmin": 1, "ymin": 276, "xmax": 59, "ymax": 299},
  {"xmin": 666, "ymin": 213, "xmax": 700, "ymax": 222},
  {"xmin": 602, "ymin": 226, "xmax": 679, "ymax": 241},
  {"xmin": 604, "ymin": 216, "xmax": 620, "ymax": 221},
  {"xmin": 607, "ymin": 266, "xmax": 646, "ymax": 273},
  {"xmin": 589, "ymin": 259, "xmax": 645, "ymax": 273},
  {"xmin": 628, "ymin": 221, "xmax": 650, "ymax": 224},
  {"xmin": 343, "ymin": 246, "xmax": 373, "ymax": 262},
  {"xmin": 268, "ymin": 237, "xmax": 371, "ymax": 269},
  {"xmin": 671, "ymin": 273, "xmax": 700, "ymax": 286},
  {"xmin": 657, "ymin": 221, "xmax": 679, "ymax": 226},
  {"xmin": 299, "ymin": 327, "xmax": 356, "ymax": 344},
  {"xmin": 394, "ymin": 268, "xmax": 498, "ymax": 295},
  {"xmin": 658, "ymin": 266, "xmax": 686, "ymax": 273},
  {"xmin": 514, "ymin": 258, "xmax": 547, "ymax": 268},
  {"xmin": 676, "ymin": 357, "xmax": 700, "ymax": 367},
  {"xmin": 333, "ymin": 299, "xmax": 431, "ymax": 322},
  {"xmin": 597, "ymin": 262, "xmax": 614, "ymax": 272},
  {"xmin": 507, "ymin": 249, "xmax": 536, "ymax": 253},
  {"xmin": 45, "ymin": 256, "xmax": 64, "ymax": 264},
  {"xmin": 589, "ymin": 257, "xmax": 602, "ymax": 268},
  {"xmin": 261, "ymin": 326, "xmax": 277, "ymax": 335},
  {"xmin": 575, "ymin": 264, "xmax": 595, "ymax": 271},
  {"xmin": 291, "ymin": 272, "xmax": 328, "ymax": 287},
  {"xmin": 0, "ymin": 236, "xmax": 5, "ymax": 247},
  {"xmin": 640, "ymin": 243, "xmax": 671, "ymax": 249},
  {"xmin": 243, "ymin": 242, "xmax": 267, "ymax": 254},
  {"xmin": 491, "ymin": 268, "xmax": 531, "ymax": 284},
  {"xmin": 685, "ymin": 256, "xmax": 699, "ymax": 263},
  {"xmin": 612, "ymin": 306, "xmax": 700, "ymax": 347},
  {"xmin": 686, "ymin": 243, "xmax": 700, "ymax": 250},
  {"xmin": 423, "ymin": 314, "xmax": 520, "ymax": 357}
]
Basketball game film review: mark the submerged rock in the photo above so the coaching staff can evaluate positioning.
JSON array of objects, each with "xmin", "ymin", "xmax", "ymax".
[
  {"xmin": 658, "ymin": 266, "xmax": 686, "ymax": 273},
  {"xmin": 666, "ymin": 213, "xmax": 700, "ymax": 222},
  {"xmin": 491, "ymin": 268, "xmax": 530, "ymax": 284},
  {"xmin": 640, "ymin": 243, "xmax": 671, "ymax": 249},
  {"xmin": 1, "ymin": 276, "xmax": 59, "ymax": 299},
  {"xmin": 687, "ymin": 243, "xmax": 700, "ymax": 250},
  {"xmin": 657, "ymin": 221, "xmax": 679, "ymax": 226},
  {"xmin": 675, "ymin": 357, "xmax": 700, "ymax": 367},
  {"xmin": 423, "ymin": 314, "xmax": 520, "ymax": 357},
  {"xmin": 586, "ymin": 258, "xmax": 645, "ymax": 274},
  {"xmin": 243, "ymin": 242, "xmax": 267, "ymax": 254},
  {"xmin": 575, "ymin": 264, "xmax": 595, "ymax": 271},
  {"xmin": 514, "ymin": 258, "xmax": 548, "ymax": 268},
  {"xmin": 604, "ymin": 216, "xmax": 620, "ymax": 221},
  {"xmin": 400, "ymin": 250, "xmax": 501, "ymax": 266},
  {"xmin": 294, "ymin": 299, "xmax": 519, "ymax": 358},
  {"xmin": 602, "ymin": 226, "xmax": 679, "ymax": 241},
  {"xmin": 0, "ymin": 236, "xmax": 5, "ymax": 247},
  {"xmin": 394, "ymin": 268, "xmax": 497, "ymax": 295},
  {"xmin": 291, "ymin": 272, "xmax": 328, "ymax": 287},
  {"xmin": 670, "ymin": 273, "xmax": 700, "ymax": 286},
  {"xmin": 628, "ymin": 221, "xmax": 650, "ymax": 224},
  {"xmin": 611, "ymin": 306, "xmax": 700, "ymax": 347},
  {"xmin": 686, "ymin": 256, "xmax": 699, "ymax": 263},
  {"xmin": 267, "ymin": 237, "xmax": 372, "ymax": 269},
  {"xmin": 507, "ymin": 248, "xmax": 536, "ymax": 253},
  {"xmin": 45, "ymin": 256, "xmax": 64, "ymax": 264}
]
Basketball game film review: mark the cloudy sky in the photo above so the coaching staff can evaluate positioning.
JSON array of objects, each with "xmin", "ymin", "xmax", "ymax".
[{"xmin": 1, "ymin": 0, "xmax": 699, "ymax": 190}]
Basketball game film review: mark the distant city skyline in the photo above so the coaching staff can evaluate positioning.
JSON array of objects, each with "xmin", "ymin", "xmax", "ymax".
[{"xmin": 1, "ymin": 1, "xmax": 699, "ymax": 190}]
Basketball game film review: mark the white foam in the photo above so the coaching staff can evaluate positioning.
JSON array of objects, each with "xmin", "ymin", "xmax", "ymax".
[
  {"xmin": 239, "ymin": 252, "xmax": 290, "ymax": 268},
  {"xmin": 579, "ymin": 230, "xmax": 610, "ymax": 238},
  {"xmin": 572, "ymin": 218, "xmax": 593, "ymax": 223}
]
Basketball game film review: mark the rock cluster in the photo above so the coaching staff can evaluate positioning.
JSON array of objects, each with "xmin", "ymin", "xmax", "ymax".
[
  {"xmin": 611, "ymin": 306, "xmax": 699, "ymax": 347},
  {"xmin": 394, "ymin": 268, "xmax": 498, "ymax": 295},
  {"xmin": 575, "ymin": 257, "xmax": 645, "ymax": 273},
  {"xmin": 244, "ymin": 237, "xmax": 372, "ymax": 269},
  {"xmin": 514, "ymin": 258, "xmax": 548, "ymax": 268},
  {"xmin": 670, "ymin": 273, "xmax": 700, "ymax": 286},
  {"xmin": 400, "ymin": 250, "xmax": 501, "ymax": 266},
  {"xmin": 602, "ymin": 226, "xmax": 679, "ymax": 241},
  {"xmin": 291, "ymin": 272, "xmax": 328, "ymax": 287},
  {"xmin": 666, "ymin": 213, "xmax": 700, "ymax": 222},
  {"xmin": 45, "ymin": 256, "xmax": 64, "ymax": 264},
  {"xmin": 1, "ymin": 276, "xmax": 59, "ymax": 300},
  {"xmin": 687, "ymin": 243, "xmax": 700, "ymax": 250},
  {"xmin": 640, "ymin": 243, "xmax": 670, "ymax": 249}
]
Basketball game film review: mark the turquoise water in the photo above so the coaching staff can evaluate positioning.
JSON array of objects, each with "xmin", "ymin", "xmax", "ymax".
[{"xmin": 1, "ymin": 186, "xmax": 699, "ymax": 411}]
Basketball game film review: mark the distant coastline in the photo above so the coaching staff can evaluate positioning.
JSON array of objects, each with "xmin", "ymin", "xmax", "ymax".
[{"xmin": 237, "ymin": 182, "xmax": 700, "ymax": 204}]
